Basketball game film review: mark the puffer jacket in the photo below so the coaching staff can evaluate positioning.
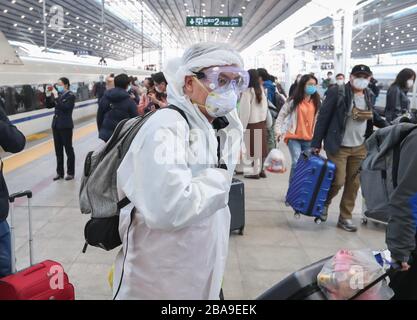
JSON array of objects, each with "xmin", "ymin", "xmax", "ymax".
[{"xmin": 97, "ymin": 88, "xmax": 139, "ymax": 142}]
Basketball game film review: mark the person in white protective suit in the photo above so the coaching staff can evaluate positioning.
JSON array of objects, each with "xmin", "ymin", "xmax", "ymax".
[{"xmin": 112, "ymin": 42, "xmax": 248, "ymax": 300}]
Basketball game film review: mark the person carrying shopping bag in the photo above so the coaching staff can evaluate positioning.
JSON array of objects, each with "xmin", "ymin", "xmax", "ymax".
[{"xmin": 275, "ymin": 74, "xmax": 321, "ymax": 181}]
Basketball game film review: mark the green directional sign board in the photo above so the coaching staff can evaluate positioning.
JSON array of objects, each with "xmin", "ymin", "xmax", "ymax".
[{"xmin": 186, "ymin": 16, "xmax": 242, "ymax": 27}]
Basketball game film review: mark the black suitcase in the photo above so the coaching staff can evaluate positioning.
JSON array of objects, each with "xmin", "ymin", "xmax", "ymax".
[
  {"xmin": 257, "ymin": 257, "xmax": 330, "ymax": 300},
  {"xmin": 257, "ymin": 255, "xmax": 396, "ymax": 300},
  {"xmin": 229, "ymin": 179, "xmax": 245, "ymax": 235}
]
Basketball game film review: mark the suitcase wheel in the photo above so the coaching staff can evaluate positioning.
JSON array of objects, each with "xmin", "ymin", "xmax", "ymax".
[
  {"xmin": 239, "ymin": 228, "xmax": 244, "ymax": 236},
  {"xmin": 294, "ymin": 213, "xmax": 301, "ymax": 220},
  {"xmin": 361, "ymin": 218, "xmax": 368, "ymax": 225},
  {"xmin": 314, "ymin": 217, "xmax": 322, "ymax": 225}
]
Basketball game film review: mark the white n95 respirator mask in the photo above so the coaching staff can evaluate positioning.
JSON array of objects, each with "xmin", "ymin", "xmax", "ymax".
[{"xmin": 204, "ymin": 89, "xmax": 238, "ymax": 118}]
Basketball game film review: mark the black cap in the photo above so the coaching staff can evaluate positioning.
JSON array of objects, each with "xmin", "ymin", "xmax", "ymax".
[{"xmin": 351, "ymin": 65, "xmax": 372, "ymax": 76}]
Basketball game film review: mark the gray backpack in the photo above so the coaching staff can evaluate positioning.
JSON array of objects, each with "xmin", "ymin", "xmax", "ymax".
[
  {"xmin": 361, "ymin": 123, "xmax": 417, "ymax": 223},
  {"xmin": 80, "ymin": 106, "xmax": 188, "ymax": 252}
]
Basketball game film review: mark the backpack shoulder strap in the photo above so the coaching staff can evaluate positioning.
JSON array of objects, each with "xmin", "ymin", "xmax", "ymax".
[
  {"xmin": 166, "ymin": 105, "xmax": 189, "ymax": 126},
  {"xmin": 116, "ymin": 105, "xmax": 190, "ymax": 210}
]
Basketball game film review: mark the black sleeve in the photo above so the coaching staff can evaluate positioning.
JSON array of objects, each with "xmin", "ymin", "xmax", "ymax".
[
  {"xmin": 311, "ymin": 87, "xmax": 339, "ymax": 149},
  {"xmin": 45, "ymin": 95, "xmax": 56, "ymax": 109},
  {"xmin": 386, "ymin": 131, "xmax": 417, "ymax": 263},
  {"xmin": 96, "ymin": 98, "xmax": 108, "ymax": 130},
  {"xmin": 55, "ymin": 93, "xmax": 75, "ymax": 112},
  {"xmin": 372, "ymin": 108, "xmax": 389, "ymax": 128},
  {"xmin": 0, "ymin": 106, "xmax": 26, "ymax": 153},
  {"xmin": 385, "ymin": 87, "xmax": 400, "ymax": 121}
]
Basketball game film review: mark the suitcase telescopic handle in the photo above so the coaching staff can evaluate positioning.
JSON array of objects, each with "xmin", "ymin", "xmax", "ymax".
[{"xmin": 9, "ymin": 190, "xmax": 33, "ymax": 203}]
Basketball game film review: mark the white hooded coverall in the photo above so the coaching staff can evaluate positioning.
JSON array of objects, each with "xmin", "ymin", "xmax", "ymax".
[{"xmin": 113, "ymin": 43, "xmax": 244, "ymax": 300}]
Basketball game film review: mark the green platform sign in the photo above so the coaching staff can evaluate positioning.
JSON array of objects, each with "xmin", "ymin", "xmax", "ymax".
[{"xmin": 186, "ymin": 16, "xmax": 242, "ymax": 27}]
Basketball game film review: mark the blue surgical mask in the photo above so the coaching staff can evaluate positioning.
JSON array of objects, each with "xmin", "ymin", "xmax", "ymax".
[
  {"xmin": 305, "ymin": 85, "xmax": 317, "ymax": 96},
  {"xmin": 56, "ymin": 85, "xmax": 65, "ymax": 93}
]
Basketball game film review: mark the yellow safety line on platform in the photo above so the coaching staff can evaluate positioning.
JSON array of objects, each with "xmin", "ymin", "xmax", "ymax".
[
  {"xmin": 26, "ymin": 133, "xmax": 49, "ymax": 142},
  {"xmin": 3, "ymin": 123, "xmax": 97, "ymax": 174}
]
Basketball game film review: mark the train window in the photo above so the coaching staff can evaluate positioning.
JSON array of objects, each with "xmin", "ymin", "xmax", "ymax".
[{"xmin": 0, "ymin": 81, "xmax": 96, "ymax": 116}]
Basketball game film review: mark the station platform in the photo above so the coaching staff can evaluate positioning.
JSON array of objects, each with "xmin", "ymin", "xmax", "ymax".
[{"xmin": 3, "ymin": 119, "xmax": 386, "ymax": 300}]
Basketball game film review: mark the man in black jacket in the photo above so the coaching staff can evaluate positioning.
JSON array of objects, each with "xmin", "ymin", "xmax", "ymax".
[
  {"xmin": 97, "ymin": 73, "xmax": 139, "ymax": 142},
  {"xmin": 46, "ymin": 77, "xmax": 76, "ymax": 181},
  {"xmin": 311, "ymin": 65, "xmax": 388, "ymax": 232},
  {"xmin": 0, "ymin": 101, "xmax": 26, "ymax": 277}
]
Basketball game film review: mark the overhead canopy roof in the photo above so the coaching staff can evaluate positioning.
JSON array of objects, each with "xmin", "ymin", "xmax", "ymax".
[
  {"xmin": 0, "ymin": 0, "xmax": 311, "ymax": 60},
  {"xmin": 273, "ymin": 0, "xmax": 417, "ymax": 59},
  {"xmin": 0, "ymin": 0, "xmax": 165, "ymax": 61},
  {"xmin": 142, "ymin": 0, "xmax": 311, "ymax": 51}
]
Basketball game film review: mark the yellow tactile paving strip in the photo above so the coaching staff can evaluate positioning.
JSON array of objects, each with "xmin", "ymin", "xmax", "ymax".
[{"xmin": 3, "ymin": 123, "xmax": 97, "ymax": 174}]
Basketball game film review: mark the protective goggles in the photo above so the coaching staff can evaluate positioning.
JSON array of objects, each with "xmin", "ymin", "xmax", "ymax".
[{"xmin": 193, "ymin": 66, "xmax": 249, "ymax": 94}]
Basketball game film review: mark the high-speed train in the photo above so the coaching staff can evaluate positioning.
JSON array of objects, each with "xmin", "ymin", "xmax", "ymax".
[{"xmin": 0, "ymin": 47, "xmax": 152, "ymax": 137}]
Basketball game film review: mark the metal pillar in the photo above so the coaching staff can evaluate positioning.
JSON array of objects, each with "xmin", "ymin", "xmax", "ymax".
[
  {"xmin": 141, "ymin": 7, "xmax": 144, "ymax": 63},
  {"xmin": 101, "ymin": 0, "xmax": 105, "ymax": 58},
  {"xmin": 43, "ymin": 0, "xmax": 47, "ymax": 52},
  {"xmin": 342, "ymin": 6, "xmax": 354, "ymax": 76},
  {"xmin": 284, "ymin": 35, "xmax": 295, "ymax": 95},
  {"xmin": 159, "ymin": 22, "xmax": 163, "ymax": 70},
  {"xmin": 376, "ymin": 17, "xmax": 382, "ymax": 65},
  {"xmin": 333, "ymin": 10, "xmax": 343, "ymax": 75}
]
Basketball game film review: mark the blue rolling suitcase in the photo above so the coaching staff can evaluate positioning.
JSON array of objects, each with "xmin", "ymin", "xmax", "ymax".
[{"xmin": 286, "ymin": 153, "xmax": 335, "ymax": 224}]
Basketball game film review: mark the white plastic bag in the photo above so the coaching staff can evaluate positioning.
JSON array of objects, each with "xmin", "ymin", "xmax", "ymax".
[
  {"xmin": 317, "ymin": 249, "xmax": 394, "ymax": 300},
  {"xmin": 264, "ymin": 148, "xmax": 287, "ymax": 174}
]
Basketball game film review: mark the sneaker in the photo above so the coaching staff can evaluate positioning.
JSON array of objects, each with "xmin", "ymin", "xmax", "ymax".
[
  {"xmin": 53, "ymin": 175, "xmax": 63, "ymax": 181},
  {"xmin": 337, "ymin": 218, "xmax": 358, "ymax": 232},
  {"xmin": 65, "ymin": 175, "xmax": 75, "ymax": 181},
  {"xmin": 259, "ymin": 171, "xmax": 267, "ymax": 178},
  {"xmin": 244, "ymin": 174, "xmax": 260, "ymax": 180}
]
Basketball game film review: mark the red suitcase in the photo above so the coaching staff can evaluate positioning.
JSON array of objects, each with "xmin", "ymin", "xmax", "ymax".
[{"xmin": 0, "ymin": 191, "xmax": 75, "ymax": 300}]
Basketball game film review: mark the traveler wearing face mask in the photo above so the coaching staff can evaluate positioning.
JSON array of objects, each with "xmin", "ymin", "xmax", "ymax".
[
  {"xmin": 385, "ymin": 68, "xmax": 416, "ymax": 123},
  {"xmin": 335, "ymin": 73, "xmax": 346, "ymax": 86},
  {"xmin": 112, "ymin": 42, "xmax": 245, "ymax": 300},
  {"xmin": 149, "ymin": 72, "xmax": 169, "ymax": 108},
  {"xmin": 275, "ymin": 74, "xmax": 321, "ymax": 180},
  {"xmin": 311, "ymin": 65, "xmax": 388, "ymax": 232},
  {"xmin": 46, "ymin": 77, "xmax": 76, "ymax": 181},
  {"xmin": 92, "ymin": 75, "xmax": 106, "ymax": 102},
  {"xmin": 97, "ymin": 73, "xmax": 139, "ymax": 143}
]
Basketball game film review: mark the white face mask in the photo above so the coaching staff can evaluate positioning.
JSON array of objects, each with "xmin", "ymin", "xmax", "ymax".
[
  {"xmin": 353, "ymin": 78, "xmax": 369, "ymax": 90},
  {"xmin": 204, "ymin": 89, "xmax": 238, "ymax": 118},
  {"xmin": 336, "ymin": 79, "xmax": 345, "ymax": 86},
  {"xmin": 407, "ymin": 79, "xmax": 414, "ymax": 89}
]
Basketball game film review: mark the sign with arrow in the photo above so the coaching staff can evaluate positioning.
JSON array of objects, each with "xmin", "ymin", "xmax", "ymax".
[{"xmin": 186, "ymin": 17, "xmax": 242, "ymax": 27}]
